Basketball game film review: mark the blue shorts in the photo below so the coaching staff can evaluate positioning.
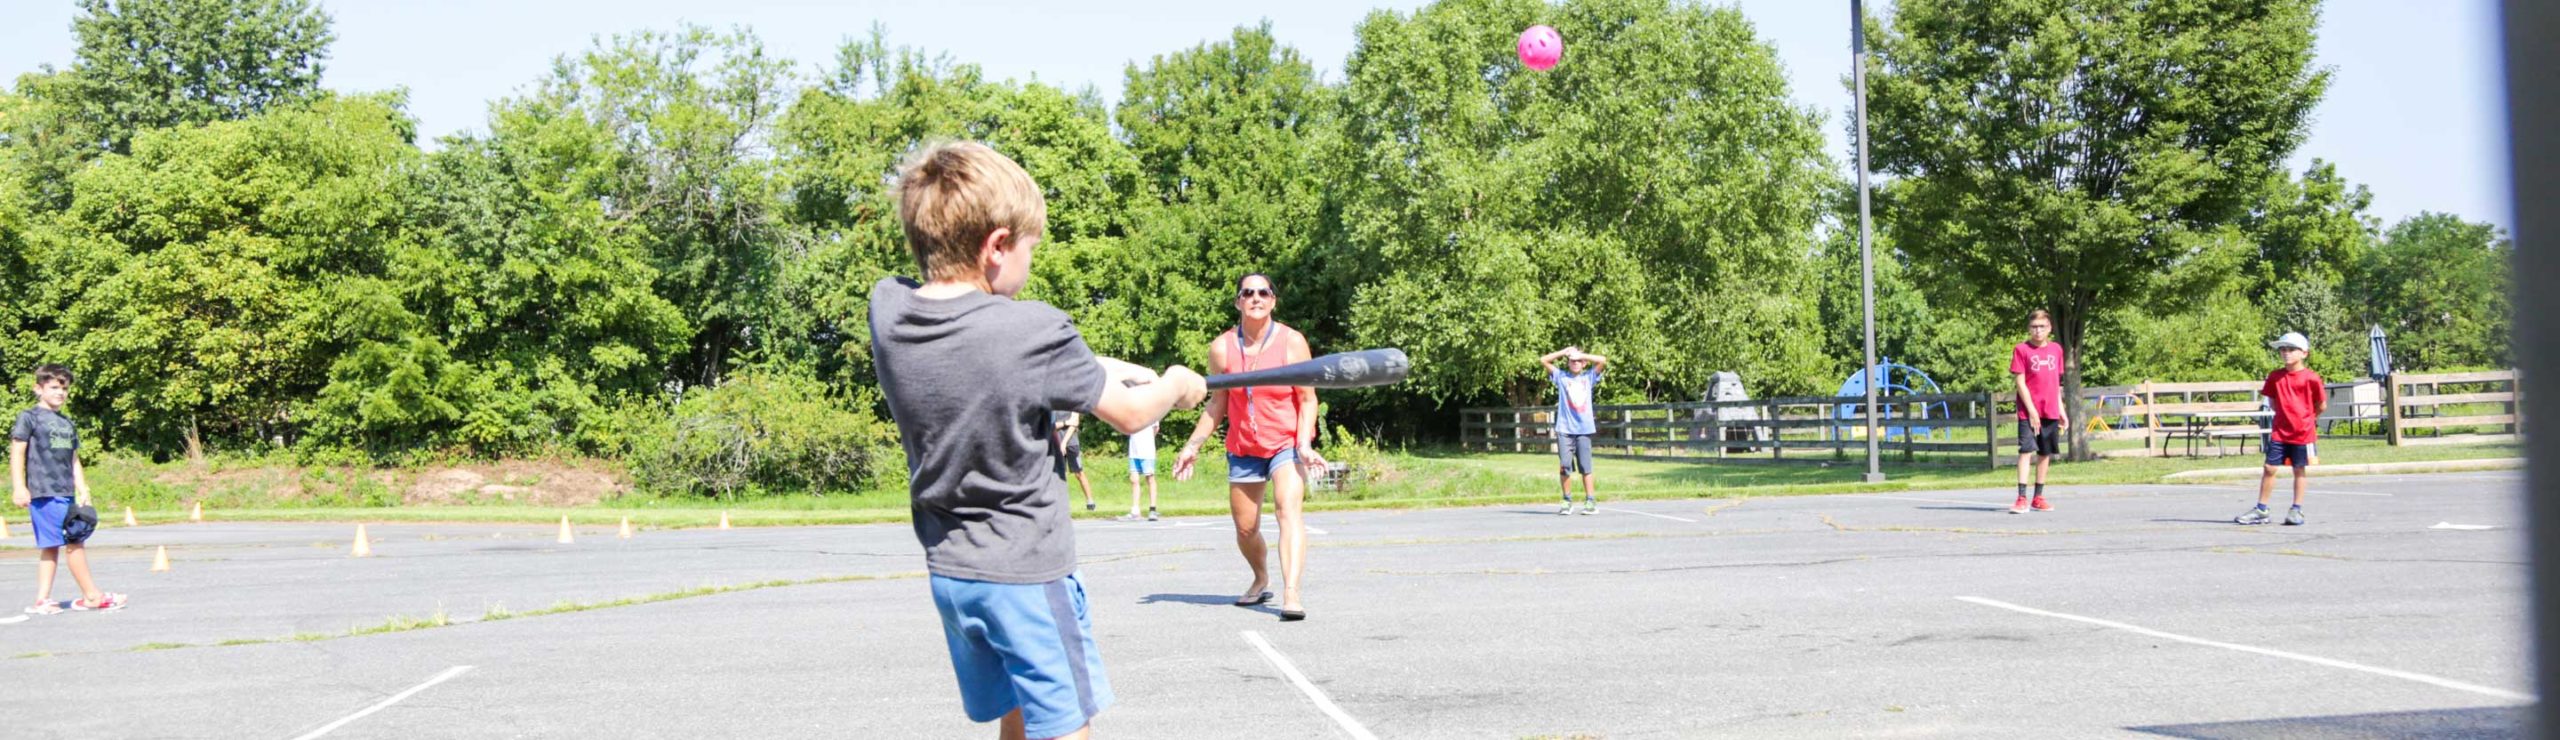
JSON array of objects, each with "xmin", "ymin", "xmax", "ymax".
[
  {"xmin": 1128, "ymin": 458, "xmax": 1155, "ymax": 477},
  {"xmin": 25, "ymin": 497, "xmax": 70, "ymax": 548},
  {"xmin": 930, "ymin": 572, "xmax": 1112, "ymax": 737},
  {"xmin": 2265, "ymin": 439, "xmax": 2315, "ymax": 468},
  {"xmin": 1226, "ymin": 447, "xmax": 1299, "ymax": 484}
]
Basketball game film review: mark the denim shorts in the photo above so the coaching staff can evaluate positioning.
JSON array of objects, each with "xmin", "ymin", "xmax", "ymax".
[
  {"xmin": 1226, "ymin": 447, "xmax": 1299, "ymax": 484},
  {"xmin": 2264, "ymin": 439, "xmax": 2314, "ymax": 468},
  {"xmin": 1128, "ymin": 458, "xmax": 1155, "ymax": 477}
]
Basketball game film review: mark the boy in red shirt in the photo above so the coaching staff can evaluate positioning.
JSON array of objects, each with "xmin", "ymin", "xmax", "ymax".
[
  {"xmin": 2238, "ymin": 332, "xmax": 2327, "ymax": 526},
  {"xmin": 2008, "ymin": 310, "xmax": 2067, "ymax": 514}
]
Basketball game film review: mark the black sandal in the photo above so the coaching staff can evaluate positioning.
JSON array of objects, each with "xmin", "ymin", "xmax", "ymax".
[
  {"xmin": 1234, "ymin": 591, "xmax": 1273, "ymax": 607},
  {"xmin": 1279, "ymin": 608, "xmax": 1306, "ymax": 622}
]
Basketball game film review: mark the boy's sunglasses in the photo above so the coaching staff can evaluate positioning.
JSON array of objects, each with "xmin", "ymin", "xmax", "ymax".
[{"xmin": 1238, "ymin": 288, "xmax": 1275, "ymax": 299}]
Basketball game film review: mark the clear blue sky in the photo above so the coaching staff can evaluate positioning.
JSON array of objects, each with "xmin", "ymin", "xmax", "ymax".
[{"xmin": 0, "ymin": 0, "xmax": 2512, "ymax": 228}]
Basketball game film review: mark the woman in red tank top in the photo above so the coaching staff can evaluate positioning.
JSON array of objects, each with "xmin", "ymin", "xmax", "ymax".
[{"xmin": 1173, "ymin": 273, "xmax": 1324, "ymax": 621}]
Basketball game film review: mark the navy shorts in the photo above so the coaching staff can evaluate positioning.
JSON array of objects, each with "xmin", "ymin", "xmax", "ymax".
[
  {"xmin": 2264, "ymin": 439, "xmax": 2315, "ymax": 468},
  {"xmin": 1557, "ymin": 434, "xmax": 1594, "ymax": 475},
  {"xmin": 2016, "ymin": 419, "xmax": 2060, "ymax": 457},
  {"xmin": 931, "ymin": 572, "xmax": 1112, "ymax": 737}
]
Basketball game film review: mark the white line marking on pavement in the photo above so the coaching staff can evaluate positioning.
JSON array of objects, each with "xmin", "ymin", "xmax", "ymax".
[
  {"xmin": 0, "ymin": 614, "xmax": 26, "ymax": 625},
  {"xmin": 2430, "ymin": 522, "xmax": 2498, "ymax": 531},
  {"xmin": 2182, "ymin": 483, "xmax": 2391, "ymax": 497},
  {"xmin": 288, "ymin": 665, "xmax": 475, "ymax": 740},
  {"xmin": 1865, "ymin": 495, "xmax": 1999, "ymax": 507},
  {"xmin": 1597, "ymin": 507, "xmax": 1696, "ymax": 523},
  {"xmin": 1956, "ymin": 597, "xmax": 2533, "ymax": 702},
  {"xmin": 1261, "ymin": 515, "xmax": 1328, "ymax": 535},
  {"xmin": 1242, "ymin": 631, "xmax": 1379, "ymax": 740}
]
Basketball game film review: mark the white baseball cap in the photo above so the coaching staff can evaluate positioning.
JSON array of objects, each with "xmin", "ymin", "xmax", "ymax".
[{"xmin": 2270, "ymin": 332, "xmax": 2311, "ymax": 352}]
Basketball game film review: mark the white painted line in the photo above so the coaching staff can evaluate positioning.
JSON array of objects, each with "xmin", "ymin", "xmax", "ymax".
[
  {"xmin": 1597, "ymin": 507, "xmax": 1696, "ymax": 523},
  {"xmin": 1261, "ymin": 515, "xmax": 1328, "ymax": 535},
  {"xmin": 2182, "ymin": 483, "xmax": 2391, "ymax": 497},
  {"xmin": 1865, "ymin": 495, "xmax": 2000, "ymax": 507},
  {"xmin": 1956, "ymin": 597, "xmax": 2533, "ymax": 702},
  {"xmin": 2430, "ymin": 522, "xmax": 2498, "ymax": 531},
  {"xmin": 288, "ymin": 665, "xmax": 476, "ymax": 740},
  {"xmin": 0, "ymin": 614, "xmax": 26, "ymax": 625},
  {"xmin": 1242, "ymin": 631, "xmax": 1379, "ymax": 740}
]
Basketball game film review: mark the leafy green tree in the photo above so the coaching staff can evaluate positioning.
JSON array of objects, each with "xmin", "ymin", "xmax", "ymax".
[
  {"xmin": 31, "ymin": 94, "xmax": 412, "ymax": 457},
  {"xmin": 1868, "ymin": 0, "xmax": 2328, "ymax": 457},
  {"xmin": 501, "ymin": 26, "xmax": 795, "ymax": 390},
  {"xmin": 1332, "ymin": 0, "xmax": 1833, "ymax": 406},
  {"xmin": 2365, "ymin": 213, "xmax": 2512, "ymax": 371},
  {"xmin": 2242, "ymin": 160, "xmax": 2377, "ymax": 300},
  {"xmin": 62, "ymin": 0, "xmax": 334, "ymax": 154}
]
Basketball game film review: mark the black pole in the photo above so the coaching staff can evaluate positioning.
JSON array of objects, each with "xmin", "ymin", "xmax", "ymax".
[
  {"xmin": 1854, "ymin": 0, "xmax": 1884, "ymax": 483},
  {"xmin": 2498, "ymin": 0, "xmax": 2556, "ymax": 732}
]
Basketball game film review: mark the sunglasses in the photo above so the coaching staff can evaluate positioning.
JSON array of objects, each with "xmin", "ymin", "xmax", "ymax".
[{"xmin": 1238, "ymin": 288, "xmax": 1275, "ymax": 299}]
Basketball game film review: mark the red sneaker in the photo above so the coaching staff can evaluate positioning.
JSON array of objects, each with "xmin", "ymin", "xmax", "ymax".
[
  {"xmin": 2030, "ymin": 495, "xmax": 2052, "ymax": 512},
  {"xmin": 2009, "ymin": 495, "xmax": 2029, "ymax": 515}
]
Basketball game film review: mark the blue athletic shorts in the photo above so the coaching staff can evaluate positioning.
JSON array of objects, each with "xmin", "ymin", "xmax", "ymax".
[
  {"xmin": 1128, "ymin": 458, "xmax": 1155, "ymax": 477},
  {"xmin": 930, "ymin": 571, "xmax": 1112, "ymax": 738},
  {"xmin": 2264, "ymin": 439, "xmax": 2314, "ymax": 468},
  {"xmin": 25, "ymin": 496, "xmax": 70, "ymax": 548},
  {"xmin": 1226, "ymin": 447, "xmax": 1299, "ymax": 484}
]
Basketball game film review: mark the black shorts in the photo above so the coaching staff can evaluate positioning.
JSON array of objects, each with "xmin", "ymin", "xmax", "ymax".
[
  {"xmin": 2016, "ymin": 419, "xmax": 2060, "ymax": 457},
  {"xmin": 1053, "ymin": 446, "xmax": 1084, "ymax": 476}
]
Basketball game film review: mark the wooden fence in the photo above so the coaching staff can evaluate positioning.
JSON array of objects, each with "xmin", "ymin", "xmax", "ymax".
[
  {"xmin": 2387, "ymin": 369, "xmax": 2523, "ymax": 445},
  {"xmin": 1460, "ymin": 393, "xmax": 2012, "ymax": 468}
]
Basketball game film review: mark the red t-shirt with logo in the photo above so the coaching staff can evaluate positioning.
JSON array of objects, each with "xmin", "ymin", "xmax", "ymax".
[
  {"xmin": 2261, "ymin": 367, "xmax": 2328, "ymax": 445},
  {"xmin": 2009, "ymin": 341, "xmax": 2066, "ymax": 421}
]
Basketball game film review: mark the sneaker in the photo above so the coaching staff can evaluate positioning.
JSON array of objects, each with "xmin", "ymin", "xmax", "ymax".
[
  {"xmin": 2284, "ymin": 506, "xmax": 2305, "ymax": 526},
  {"xmin": 23, "ymin": 601, "xmax": 63, "ymax": 616},
  {"xmin": 2009, "ymin": 495, "xmax": 2029, "ymax": 515},
  {"xmin": 71, "ymin": 593, "xmax": 125, "ymax": 612},
  {"xmin": 2030, "ymin": 495, "xmax": 2052, "ymax": 512},
  {"xmin": 1558, "ymin": 502, "xmax": 1574, "ymax": 515},
  {"xmin": 2235, "ymin": 506, "xmax": 2272, "ymax": 525},
  {"xmin": 1147, "ymin": 508, "xmax": 1159, "ymax": 522},
  {"xmin": 1086, "ymin": 502, "xmax": 1096, "ymax": 512},
  {"xmin": 1578, "ymin": 501, "xmax": 1597, "ymax": 515}
]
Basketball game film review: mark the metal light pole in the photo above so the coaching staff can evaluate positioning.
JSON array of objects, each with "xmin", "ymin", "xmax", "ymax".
[{"xmin": 1853, "ymin": 0, "xmax": 1884, "ymax": 483}]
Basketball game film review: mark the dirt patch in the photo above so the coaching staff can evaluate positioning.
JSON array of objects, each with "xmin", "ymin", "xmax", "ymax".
[{"xmin": 154, "ymin": 459, "xmax": 629, "ymax": 507}]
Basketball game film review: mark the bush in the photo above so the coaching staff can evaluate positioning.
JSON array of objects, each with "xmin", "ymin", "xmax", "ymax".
[{"xmin": 626, "ymin": 366, "xmax": 904, "ymax": 499}]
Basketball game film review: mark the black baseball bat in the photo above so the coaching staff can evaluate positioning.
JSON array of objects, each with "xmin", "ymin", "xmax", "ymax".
[{"xmin": 1205, "ymin": 348, "xmax": 1411, "ymax": 390}]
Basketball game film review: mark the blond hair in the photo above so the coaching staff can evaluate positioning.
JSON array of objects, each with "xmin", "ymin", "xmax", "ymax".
[{"xmin": 894, "ymin": 141, "xmax": 1047, "ymax": 282}]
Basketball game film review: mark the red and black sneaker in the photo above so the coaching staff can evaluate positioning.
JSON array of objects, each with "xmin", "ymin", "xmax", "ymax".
[
  {"xmin": 2030, "ymin": 495, "xmax": 2052, "ymax": 512},
  {"xmin": 2009, "ymin": 495, "xmax": 2029, "ymax": 515}
]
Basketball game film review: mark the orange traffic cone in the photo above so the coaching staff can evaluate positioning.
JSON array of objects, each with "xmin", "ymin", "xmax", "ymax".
[
  {"xmin": 617, "ymin": 517, "xmax": 633, "ymax": 539},
  {"xmin": 189, "ymin": 501, "xmax": 203, "ymax": 522},
  {"xmin": 557, "ymin": 516, "xmax": 575, "ymax": 544},
  {"xmin": 351, "ymin": 524, "xmax": 373, "ymax": 558},
  {"xmin": 150, "ymin": 545, "xmax": 170, "ymax": 572},
  {"xmin": 718, "ymin": 511, "xmax": 732, "ymax": 530},
  {"xmin": 123, "ymin": 506, "xmax": 137, "ymax": 527}
]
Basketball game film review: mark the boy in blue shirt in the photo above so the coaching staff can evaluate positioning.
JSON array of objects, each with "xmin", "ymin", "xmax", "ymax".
[{"xmin": 1539, "ymin": 347, "xmax": 1610, "ymax": 515}]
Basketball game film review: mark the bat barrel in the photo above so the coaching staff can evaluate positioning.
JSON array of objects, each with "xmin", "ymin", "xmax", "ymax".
[{"xmin": 1204, "ymin": 348, "xmax": 1410, "ymax": 390}]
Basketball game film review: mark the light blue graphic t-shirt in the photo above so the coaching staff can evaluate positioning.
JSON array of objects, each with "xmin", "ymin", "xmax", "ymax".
[{"xmin": 1550, "ymin": 368, "xmax": 1601, "ymax": 436}]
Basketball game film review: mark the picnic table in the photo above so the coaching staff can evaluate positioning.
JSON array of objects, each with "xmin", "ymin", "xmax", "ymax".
[{"xmin": 2170, "ymin": 409, "xmax": 2272, "ymax": 458}]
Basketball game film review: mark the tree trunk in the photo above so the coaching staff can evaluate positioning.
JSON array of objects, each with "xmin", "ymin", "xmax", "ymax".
[
  {"xmin": 2059, "ymin": 299, "xmax": 2097, "ymax": 462},
  {"xmin": 183, "ymin": 415, "xmax": 206, "ymax": 465}
]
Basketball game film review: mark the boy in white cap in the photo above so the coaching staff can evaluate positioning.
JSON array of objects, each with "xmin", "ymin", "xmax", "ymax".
[{"xmin": 2237, "ymin": 332, "xmax": 2326, "ymax": 526}]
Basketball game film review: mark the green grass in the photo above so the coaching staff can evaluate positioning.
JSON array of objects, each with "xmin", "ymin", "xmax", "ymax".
[{"xmin": 68, "ymin": 439, "xmax": 2515, "ymax": 528}]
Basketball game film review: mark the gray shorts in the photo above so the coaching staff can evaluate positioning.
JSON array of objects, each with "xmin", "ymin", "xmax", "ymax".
[{"xmin": 1557, "ymin": 434, "xmax": 1595, "ymax": 476}]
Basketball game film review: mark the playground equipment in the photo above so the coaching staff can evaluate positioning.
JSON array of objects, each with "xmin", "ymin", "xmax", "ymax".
[{"xmin": 1833, "ymin": 358, "xmax": 1952, "ymax": 440}]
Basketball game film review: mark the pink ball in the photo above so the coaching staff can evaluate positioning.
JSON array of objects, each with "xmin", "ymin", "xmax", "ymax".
[{"xmin": 1517, "ymin": 25, "xmax": 1562, "ymax": 71}]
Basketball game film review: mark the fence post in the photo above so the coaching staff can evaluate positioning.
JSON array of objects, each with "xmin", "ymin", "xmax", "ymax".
[
  {"xmin": 1770, "ymin": 401, "xmax": 1783, "ymax": 461},
  {"xmin": 2385, "ymin": 373, "xmax": 2404, "ymax": 446},
  {"xmin": 1984, "ymin": 395, "xmax": 1998, "ymax": 468}
]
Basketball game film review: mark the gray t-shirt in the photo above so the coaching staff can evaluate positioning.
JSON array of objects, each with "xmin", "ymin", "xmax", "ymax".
[
  {"xmin": 870, "ymin": 278, "xmax": 1107, "ymax": 584},
  {"xmin": 11, "ymin": 408, "xmax": 79, "ymax": 498}
]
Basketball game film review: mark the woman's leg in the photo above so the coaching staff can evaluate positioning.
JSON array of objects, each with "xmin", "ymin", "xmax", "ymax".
[
  {"xmin": 1269, "ymin": 462, "xmax": 1308, "ymax": 611},
  {"xmin": 1229, "ymin": 481, "xmax": 1269, "ymax": 601}
]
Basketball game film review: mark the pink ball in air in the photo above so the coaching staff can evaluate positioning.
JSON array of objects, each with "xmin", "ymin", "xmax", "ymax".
[{"xmin": 1517, "ymin": 25, "xmax": 1562, "ymax": 71}]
